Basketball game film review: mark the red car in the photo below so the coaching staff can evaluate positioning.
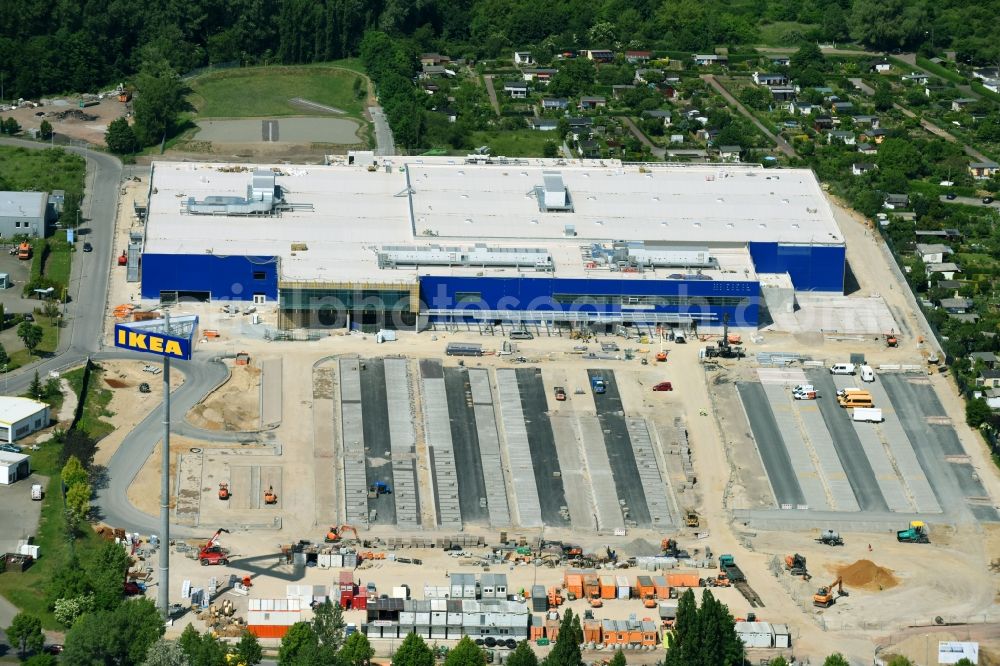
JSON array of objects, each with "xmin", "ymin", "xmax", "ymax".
[{"xmin": 652, "ymin": 382, "xmax": 673, "ymax": 391}]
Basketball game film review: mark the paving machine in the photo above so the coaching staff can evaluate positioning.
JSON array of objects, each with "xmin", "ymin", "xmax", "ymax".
[{"xmin": 896, "ymin": 520, "xmax": 929, "ymax": 543}]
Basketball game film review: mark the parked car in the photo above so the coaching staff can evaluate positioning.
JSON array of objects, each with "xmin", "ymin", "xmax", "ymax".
[
  {"xmin": 509, "ymin": 330, "xmax": 533, "ymax": 340},
  {"xmin": 983, "ymin": 196, "xmax": 994, "ymax": 204},
  {"xmin": 946, "ymin": 193, "xmax": 957, "ymax": 200},
  {"xmin": 22, "ymin": 313, "xmax": 33, "ymax": 322},
  {"xmin": 554, "ymin": 386, "xmax": 567, "ymax": 401},
  {"xmin": 652, "ymin": 381, "xmax": 673, "ymax": 391},
  {"xmin": 0, "ymin": 443, "xmax": 22, "ymax": 453},
  {"xmin": 83, "ymin": 241, "xmax": 93, "ymax": 252}
]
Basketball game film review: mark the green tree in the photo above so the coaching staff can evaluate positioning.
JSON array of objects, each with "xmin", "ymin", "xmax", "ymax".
[
  {"xmin": 105, "ymin": 118, "xmax": 140, "ymax": 154},
  {"xmin": 966, "ymin": 397, "xmax": 992, "ymax": 427},
  {"xmin": 24, "ymin": 655, "xmax": 58, "ymax": 666},
  {"xmin": 546, "ymin": 608, "xmax": 582, "ymax": 666},
  {"xmin": 8, "ymin": 612, "xmax": 44, "ymax": 658},
  {"xmin": 876, "ymin": 138, "xmax": 923, "ymax": 179},
  {"xmin": 887, "ymin": 657, "xmax": 914, "ymax": 666},
  {"xmin": 132, "ymin": 55, "xmax": 191, "ymax": 146},
  {"xmin": 823, "ymin": 655, "xmax": 849, "ymax": 666},
  {"xmin": 694, "ymin": 590, "xmax": 742, "ymax": 666},
  {"xmin": 62, "ymin": 455, "xmax": 88, "ymax": 487},
  {"xmin": 543, "ymin": 141, "xmax": 559, "ymax": 158},
  {"xmin": 66, "ymin": 481, "xmax": 91, "ymax": 524},
  {"xmin": 39, "ymin": 120, "xmax": 53, "ymax": 140},
  {"xmin": 506, "ymin": 642, "xmax": 539, "ymax": 666},
  {"xmin": 391, "ymin": 632, "xmax": 434, "ymax": 666},
  {"xmin": 790, "ymin": 43, "xmax": 825, "ymax": 73},
  {"xmin": 87, "ymin": 539, "xmax": 135, "ymax": 611},
  {"xmin": 177, "ymin": 625, "xmax": 228, "ymax": 666},
  {"xmin": 954, "ymin": 659, "xmax": 975, "ymax": 666},
  {"xmin": 665, "ymin": 586, "xmax": 699, "ymax": 666},
  {"xmin": 28, "ymin": 369, "xmax": 43, "ymax": 398},
  {"xmin": 0, "ymin": 340, "xmax": 11, "ymax": 367},
  {"xmin": 445, "ymin": 636, "xmax": 486, "ymax": 666},
  {"xmin": 278, "ymin": 622, "xmax": 320, "ymax": 665},
  {"xmin": 19, "ymin": 323, "xmax": 44, "ymax": 356},
  {"xmin": 769, "ymin": 658, "xmax": 789, "ymax": 666},
  {"xmin": 608, "ymin": 649, "xmax": 626, "ymax": 666},
  {"xmin": 311, "ymin": 599, "xmax": 346, "ymax": 650},
  {"xmin": 873, "ymin": 85, "xmax": 894, "ymax": 112},
  {"xmin": 53, "ymin": 593, "xmax": 96, "ymax": 627},
  {"xmin": 849, "ymin": 0, "xmax": 925, "ymax": 50},
  {"xmin": 4, "ymin": 117, "xmax": 20, "ymax": 135},
  {"xmin": 63, "ymin": 598, "xmax": 164, "ymax": 665},
  {"xmin": 141, "ymin": 639, "xmax": 187, "ymax": 666},
  {"xmin": 338, "ymin": 632, "xmax": 375, "ymax": 666},
  {"xmin": 232, "ymin": 631, "xmax": 263, "ymax": 666}
]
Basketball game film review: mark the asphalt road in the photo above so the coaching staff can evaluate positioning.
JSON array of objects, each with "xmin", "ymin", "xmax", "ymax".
[
  {"xmin": 368, "ymin": 106, "xmax": 395, "ymax": 156},
  {"xmin": 359, "ymin": 359, "xmax": 397, "ymax": 524},
  {"xmin": 808, "ymin": 371, "xmax": 889, "ymax": 512},
  {"xmin": 515, "ymin": 368, "xmax": 569, "ymax": 526},
  {"xmin": 441, "ymin": 365, "xmax": 489, "ymax": 523},
  {"xmin": 735, "ymin": 382, "xmax": 804, "ymax": 507},
  {"xmin": 588, "ymin": 369, "xmax": 652, "ymax": 526},
  {"xmin": 938, "ymin": 194, "xmax": 1000, "ymax": 208}
]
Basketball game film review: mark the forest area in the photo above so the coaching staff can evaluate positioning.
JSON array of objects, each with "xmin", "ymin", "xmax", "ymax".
[{"xmin": 1, "ymin": 0, "xmax": 1000, "ymax": 100}]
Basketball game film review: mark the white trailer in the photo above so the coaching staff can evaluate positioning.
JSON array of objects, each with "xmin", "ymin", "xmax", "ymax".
[{"xmin": 853, "ymin": 407, "xmax": 883, "ymax": 423}]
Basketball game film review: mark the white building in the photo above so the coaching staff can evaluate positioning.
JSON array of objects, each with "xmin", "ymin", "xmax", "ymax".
[
  {"xmin": 0, "ymin": 397, "xmax": 49, "ymax": 443},
  {"xmin": 0, "ymin": 450, "xmax": 30, "ymax": 484}
]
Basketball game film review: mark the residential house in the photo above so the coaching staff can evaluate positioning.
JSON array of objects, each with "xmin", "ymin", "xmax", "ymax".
[
  {"xmin": 420, "ymin": 64, "xmax": 448, "ymax": 79},
  {"xmin": 939, "ymin": 297, "xmax": 973, "ymax": 313},
  {"xmin": 420, "ymin": 82, "xmax": 440, "ymax": 95},
  {"xmin": 828, "ymin": 130, "xmax": 856, "ymax": 145},
  {"xmin": 578, "ymin": 139, "xmax": 601, "ymax": 158},
  {"xmin": 867, "ymin": 128, "xmax": 889, "ymax": 144},
  {"xmin": 924, "ymin": 84, "xmax": 948, "ymax": 98},
  {"xmin": 693, "ymin": 54, "xmax": 727, "ymax": 66},
  {"xmin": 642, "ymin": 109, "xmax": 672, "ymax": 126},
  {"xmin": 434, "ymin": 107, "xmax": 458, "ymax": 123},
  {"xmin": 883, "ymin": 193, "xmax": 909, "ymax": 209},
  {"xmin": 665, "ymin": 148, "xmax": 709, "ymax": 160},
  {"xmin": 752, "ymin": 72, "xmax": 788, "ymax": 86},
  {"xmin": 831, "ymin": 101, "xmax": 854, "ymax": 114},
  {"xmin": 717, "ymin": 145, "xmax": 741, "ymax": 162},
  {"xmin": 566, "ymin": 116, "xmax": 594, "ymax": 140},
  {"xmin": 587, "ymin": 49, "xmax": 614, "ymax": 63},
  {"xmin": 625, "ymin": 50, "xmax": 652, "ymax": 64},
  {"xmin": 916, "ymin": 229, "xmax": 963, "ymax": 242},
  {"xmin": 977, "ymin": 369, "xmax": 1000, "ymax": 389},
  {"xmin": 420, "ymin": 53, "xmax": 450, "ymax": 67},
  {"xmin": 970, "ymin": 351, "xmax": 998, "ymax": 369},
  {"xmin": 901, "ymin": 72, "xmax": 931, "ymax": 85},
  {"xmin": 852, "ymin": 162, "xmax": 877, "ymax": 176},
  {"xmin": 915, "ymin": 243, "xmax": 953, "ymax": 263},
  {"xmin": 868, "ymin": 59, "xmax": 892, "ymax": 73},
  {"xmin": 579, "ymin": 96, "xmax": 606, "ymax": 110},
  {"xmin": 936, "ymin": 279, "xmax": 962, "ymax": 291},
  {"xmin": 973, "ymin": 67, "xmax": 1000, "ymax": 80},
  {"xmin": 514, "ymin": 51, "xmax": 534, "ymax": 66},
  {"xmin": 952, "ymin": 313, "xmax": 980, "ymax": 323},
  {"xmin": 982, "ymin": 79, "xmax": 1000, "ymax": 94},
  {"xmin": 813, "ymin": 116, "xmax": 833, "ymax": 131},
  {"xmin": 791, "ymin": 101, "xmax": 815, "ymax": 115},
  {"xmin": 634, "ymin": 68, "xmax": 664, "ymax": 84},
  {"xmin": 522, "ymin": 69, "xmax": 557, "ymax": 84},
  {"xmin": 969, "ymin": 160, "xmax": 1000, "ymax": 180},
  {"xmin": 669, "ymin": 134, "xmax": 685, "ymax": 144},
  {"xmin": 853, "ymin": 115, "xmax": 879, "ymax": 128},
  {"xmin": 857, "ymin": 142, "xmax": 877, "ymax": 155},
  {"xmin": 695, "ymin": 128, "xmax": 720, "ymax": 142},
  {"xmin": 527, "ymin": 118, "xmax": 559, "ymax": 131},
  {"xmin": 541, "ymin": 98, "xmax": 569, "ymax": 111},
  {"xmin": 926, "ymin": 262, "xmax": 961, "ymax": 280},
  {"xmin": 770, "ymin": 56, "xmax": 790, "ymax": 67},
  {"xmin": 504, "ymin": 81, "xmax": 529, "ymax": 99},
  {"xmin": 611, "ymin": 85, "xmax": 635, "ymax": 99},
  {"xmin": 770, "ymin": 86, "xmax": 796, "ymax": 102},
  {"xmin": 952, "ymin": 98, "xmax": 977, "ymax": 112}
]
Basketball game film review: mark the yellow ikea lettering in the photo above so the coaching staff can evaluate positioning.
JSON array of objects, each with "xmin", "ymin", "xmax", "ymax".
[
  {"xmin": 149, "ymin": 336, "xmax": 164, "ymax": 352},
  {"xmin": 128, "ymin": 332, "xmax": 147, "ymax": 349},
  {"xmin": 164, "ymin": 340, "xmax": 182, "ymax": 356}
]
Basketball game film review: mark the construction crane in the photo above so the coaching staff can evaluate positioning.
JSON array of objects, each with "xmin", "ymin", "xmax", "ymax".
[
  {"xmin": 813, "ymin": 577, "xmax": 848, "ymax": 608},
  {"xmin": 198, "ymin": 528, "xmax": 231, "ymax": 566},
  {"xmin": 263, "ymin": 486, "xmax": 278, "ymax": 505},
  {"xmin": 218, "ymin": 482, "xmax": 230, "ymax": 501},
  {"xmin": 702, "ymin": 313, "xmax": 746, "ymax": 360},
  {"xmin": 325, "ymin": 525, "xmax": 360, "ymax": 543}
]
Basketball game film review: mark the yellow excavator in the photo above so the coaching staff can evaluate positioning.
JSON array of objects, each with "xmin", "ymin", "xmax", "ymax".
[{"xmin": 813, "ymin": 577, "xmax": 848, "ymax": 608}]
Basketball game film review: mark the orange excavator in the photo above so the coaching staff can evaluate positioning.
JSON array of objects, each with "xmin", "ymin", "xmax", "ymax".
[
  {"xmin": 325, "ymin": 524, "xmax": 359, "ymax": 543},
  {"xmin": 813, "ymin": 577, "xmax": 848, "ymax": 608},
  {"xmin": 263, "ymin": 486, "xmax": 278, "ymax": 505},
  {"xmin": 218, "ymin": 482, "xmax": 230, "ymax": 501},
  {"xmin": 886, "ymin": 329, "xmax": 898, "ymax": 348}
]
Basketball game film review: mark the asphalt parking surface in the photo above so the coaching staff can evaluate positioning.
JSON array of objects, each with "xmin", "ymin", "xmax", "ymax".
[
  {"xmin": 442, "ymin": 365, "xmax": 490, "ymax": 523},
  {"xmin": 515, "ymin": 368, "xmax": 570, "ymax": 526},
  {"xmin": 736, "ymin": 382, "xmax": 805, "ymax": 507},
  {"xmin": 808, "ymin": 371, "xmax": 889, "ymax": 512},
  {"xmin": 359, "ymin": 359, "xmax": 397, "ymax": 524},
  {"xmin": 588, "ymin": 369, "xmax": 652, "ymax": 526}
]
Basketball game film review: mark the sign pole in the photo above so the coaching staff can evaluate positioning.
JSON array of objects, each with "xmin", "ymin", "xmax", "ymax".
[{"xmin": 158, "ymin": 313, "xmax": 171, "ymax": 620}]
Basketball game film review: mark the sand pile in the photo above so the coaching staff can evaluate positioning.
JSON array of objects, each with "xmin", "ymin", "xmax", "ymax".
[{"xmin": 837, "ymin": 559, "xmax": 899, "ymax": 591}]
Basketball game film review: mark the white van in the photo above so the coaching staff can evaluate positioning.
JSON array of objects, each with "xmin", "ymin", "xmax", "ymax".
[
  {"xmin": 830, "ymin": 363, "xmax": 856, "ymax": 375},
  {"xmin": 860, "ymin": 365, "xmax": 875, "ymax": 383}
]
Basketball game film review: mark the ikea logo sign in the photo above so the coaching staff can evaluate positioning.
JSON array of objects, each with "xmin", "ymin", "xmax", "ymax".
[{"xmin": 114, "ymin": 325, "xmax": 193, "ymax": 360}]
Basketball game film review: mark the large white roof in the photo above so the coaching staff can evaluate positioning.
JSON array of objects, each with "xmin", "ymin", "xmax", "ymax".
[
  {"xmin": 144, "ymin": 159, "xmax": 842, "ymax": 284},
  {"xmin": 0, "ymin": 397, "xmax": 47, "ymax": 426},
  {"xmin": 0, "ymin": 191, "xmax": 47, "ymax": 220}
]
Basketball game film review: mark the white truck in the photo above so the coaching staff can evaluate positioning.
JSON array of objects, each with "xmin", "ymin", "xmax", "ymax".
[
  {"xmin": 30, "ymin": 483, "xmax": 43, "ymax": 501},
  {"xmin": 860, "ymin": 365, "xmax": 875, "ymax": 382},
  {"xmin": 853, "ymin": 407, "xmax": 883, "ymax": 423}
]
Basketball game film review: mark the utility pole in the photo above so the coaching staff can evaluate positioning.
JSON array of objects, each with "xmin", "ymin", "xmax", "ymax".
[{"xmin": 158, "ymin": 311, "xmax": 171, "ymax": 619}]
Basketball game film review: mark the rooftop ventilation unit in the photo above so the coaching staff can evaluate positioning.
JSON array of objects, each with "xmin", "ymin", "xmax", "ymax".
[
  {"xmin": 534, "ymin": 171, "xmax": 573, "ymax": 212},
  {"xmin": 378, "ymin": 244, "xmax": 553, "ymax": 271},
  {"xmin": 590, "ymin": 242, "xmax": 716, "ymax": 269}
]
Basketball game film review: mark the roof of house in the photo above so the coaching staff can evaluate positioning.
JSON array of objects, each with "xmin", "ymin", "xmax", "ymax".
[
  {"xmin": 643, "ymin": 109, "xmax": 672, "ymax": 118},
  {"xmin": 939, "ymin": 297, "xmax": 973, "ymax": 308},
  {"xmin": 0, "ymin": 192, "xmax": 47, "ymax": 220},
  {"xmin": 927, "ymin": 262, "xmax": 960, "ymax": 272},
  {"xmin": 504, "ymin": 81, "xmax": 528, "ymax": 89},
  {"xmin": 0, "ymin": 397, "xmax": 47, "ymax": 426},
  {"xmin": 915, "ymin": 243, "xmax": 953, "ymax": 254},
  {"xmin": 580, "ymin": 96, "xmax": 606, "ymax": 102},
  {"xmin": 718, "ymin": 145, "xmax": 741, "ymax": 153},
  {"xmin": 952, "ymin": 313, "xmax": 980, "ymax": 323},
  {"xmin": 970, "ymin": 351, "xmax": 998, "ymax": 362},
  {"xmin": 0, "ymin": 450, "xmax": 29, "ymax": 466},
  {"xmin": 857, "ymin": 143, "xmax": 875, "ymax": 151},
  {"xmin": 970, "ymin": 160, "xmax": 1000, "ymax": 168},
  {"xmin": 541, "ymin": 97, "xmax": 569, "ymax": 105},
  {"xmin": 885, "ymin": 193, "xmax": 909, "ymax": 202},
  {"xmin": 853, "ymin": 162, "xmax": 876, "ymax": 170},
  {"xmin": 980, "ymin": 368, "xmax": 1000, "ymax": 379}
]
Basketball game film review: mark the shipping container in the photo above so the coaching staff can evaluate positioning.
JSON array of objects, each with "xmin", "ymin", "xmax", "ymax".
[
  {"xmin": 772, "ymin": 624, "xmax": 791, "ymax": 648},
  {"xmin": 636, "ymin": 575, "xmax": 655, "ymax": 599},
  {"xmin": 616, "ymin": 575, "xmax": 631, "ymax": 599},
  {"xmin": 583, "ymin": 574, "xmax": 600, "ymax": 600},
  {"xmin": 652, "ymin": 575, "xmax": 669, "ymax": 599},
  {"xmin": 564, "ymin": 573, "xmax": 583, "ymax": 599},
  {"xmin": 735, "ymin": 621, "xmax": 774, "ymax": 648},
  {"xmin": 583, "ymin": 620, "xmax": 602, "ymax": 643},
  {"xmin": 599, "ymin": 575, "xmax": 616, "ymax": 599},
  {"xmin": 248, "ymin": 624, "xmax": 291, "ymax": 639},
  {"xmin": 666, "ymin": 572, "xmax": 701, "ymax": 588}
]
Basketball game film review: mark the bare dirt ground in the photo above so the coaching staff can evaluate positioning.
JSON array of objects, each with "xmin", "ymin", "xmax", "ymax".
[
  {"xmin": 186, "ymin": 362, "xmax": 260, "ymax": 431},
  {"xmin": 6, "ymin": 97, "xmax": 128, "ymax": 146}
]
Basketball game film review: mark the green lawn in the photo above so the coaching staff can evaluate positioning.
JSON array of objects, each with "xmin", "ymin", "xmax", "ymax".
[
  {"xmin": 189, "ymin": 64, "xmax": 368, "ymax": 119},
  {"xmin": 756, "ymin": 21, "xmax": 819, "ymax": 46},
  {"xmin": 0, "ymin": 147, "xmax": 86, "ymax": 200},
  {"xmin": 467, "ymin": 130, "xmax": 557, "ymax": 157}
]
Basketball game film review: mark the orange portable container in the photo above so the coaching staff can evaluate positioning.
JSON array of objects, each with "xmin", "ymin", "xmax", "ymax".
[
  {"xmin": 599, "ymin": 575, "xmax": 616, "ymax": 600},
  {"xmin": 653, "ymin": 575, "xmax": 669, "ymax": 600},
  {"xmin": 583, "ymin": 620, "xmax": 602, "ymax": 643},
  {"xmin": 530, "ymin": 625, "xmax": 545, "ymax": 640},
  {"xmin": 545, "ymin": 619, "xmax": 560, "ymax": 641},
  {"xmin": 666, "ymin": 572, "xmax": 702, "ymax": 589},
  {"xmin": 564, "ymin": 573, "xmax": 583, "ymax": 600},
  {"xmin": 636, "ymin": 575, "xmax": 655, "ymax": 600},
  {"xmin": 583, "ymin": 574, "xmax": 600, "ymax": 600}
]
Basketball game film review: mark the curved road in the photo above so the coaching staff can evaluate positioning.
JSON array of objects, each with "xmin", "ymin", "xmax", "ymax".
[{"xmin": 0, "ymin": 138, "xmax": 232, "ymax": 537}]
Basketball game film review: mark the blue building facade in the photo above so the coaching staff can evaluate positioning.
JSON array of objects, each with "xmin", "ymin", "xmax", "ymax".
[
  {"xmin": 748, "ymin": 242, "xmax": 845, "ymax": 292},
  {"xmin": 141, "ymin": 253, "xmax": 280, "ymax": 302}
]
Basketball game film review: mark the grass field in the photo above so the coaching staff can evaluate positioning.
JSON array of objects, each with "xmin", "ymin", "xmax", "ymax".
[
  {"xmin": 189, "ymin": 65, "xmax": 368, "ymax": 119},
  {"xmin": 65, "ymin": 365, "xmax": 114, "ymax": 440},
  {"xmin": 467, "ymin": 130, "xmax": 557, "ymax": 157},
  {"xmin": 757, "ymin": 21, "xmax": 819, "ymax": 46},
  {"xmin": 0, "ymin": 147, "xmax": 86, "ymax": 199}
]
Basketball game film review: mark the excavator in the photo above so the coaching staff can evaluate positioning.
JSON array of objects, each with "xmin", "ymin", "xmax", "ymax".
[
  {"xmin": 325, "ymin": 525, "xmax": 359, "ymax": 543},
  {"xmin": 813, "ymin": 577, "xmax": 848, "ymax": 608},
  {"xmin": 198, "ymin": 528, "xmax": 231, "ymax": 566},
  {"xmin": 218, "ymin": 482, "xmax": 230, "ymax": 501},
  {"xmin": 263, "ymin": 486, "xmax": 278, "ymax": 505},
  {"xmin": 784, "ymin": 553, "xmax": 811, "ymax": 580}
]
